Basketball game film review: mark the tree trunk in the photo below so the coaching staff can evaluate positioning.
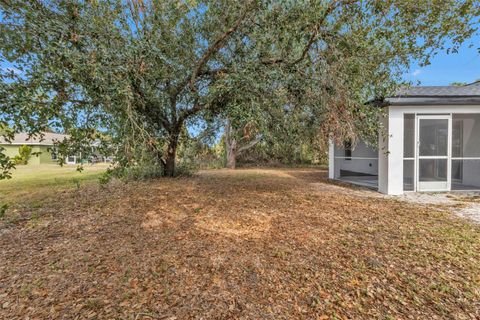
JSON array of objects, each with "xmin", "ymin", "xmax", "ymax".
[
  {"xmin": 163, "ymin": 150, "xmax": 176, "ymax": 177},
  {"xmin": 224, "ymin": 118, "xmax": 237, "ymax": 169},
  {"xmin": 226, "ymin": 143, "xmax": 236, "ymax": 169},
  {"xmin": 163, "ymin": 134, "xmax": 179, "ymax": 177}
]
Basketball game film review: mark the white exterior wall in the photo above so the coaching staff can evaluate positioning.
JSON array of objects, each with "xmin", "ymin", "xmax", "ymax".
[
  {"xmin": 336, "ymin": 159, "xmax": 378, "ymax": 176},
  {"xmin": 328, "ymin": 140, "xmax": 334, "ymax": 179},
  {"xmin": 333, "ymin": 141, "xmax": 378, "ymax": 176},
  {"xmin": 384, "ymin": 107, "xmax": 404, "ymax": 195},
  {"xmin": 378, "ymin": 115, "xmax": 389, "ymax": 193},
  {"xmin": 377, "ymin": 109, "xmax": 405, "ymax": 195}
]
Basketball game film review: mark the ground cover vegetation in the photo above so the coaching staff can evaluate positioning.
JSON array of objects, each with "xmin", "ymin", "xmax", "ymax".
[
  {"xmin": 1, "ymin": 2, "xmax": 480, "ymax": 318},
  {"xmin": 1, "ymin": 168, "xmax": 479, "ymax": 319}
]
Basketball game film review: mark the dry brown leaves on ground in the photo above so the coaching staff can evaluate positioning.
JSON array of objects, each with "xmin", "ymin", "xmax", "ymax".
[{"xmin": 1, "ymin": 168, "xmax": 480, "ymax": 319}]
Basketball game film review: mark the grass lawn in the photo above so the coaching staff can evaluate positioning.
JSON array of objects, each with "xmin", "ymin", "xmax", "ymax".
[
  {"xmin": 0, "ymin": 168, "xmax": 479, "ymax": 319},
  {"xmin": 0, "ymin": 163, "xmax": 108, "ymax": 203}
]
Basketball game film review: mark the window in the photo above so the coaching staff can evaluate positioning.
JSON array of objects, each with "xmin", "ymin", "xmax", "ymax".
[
  {"xmin": 344, "ymin": 140, "xmax": 352, "ymax": 160},
  {"xmin": 50, "ymin": 148, "xmax": 58, "ymax": 160}
]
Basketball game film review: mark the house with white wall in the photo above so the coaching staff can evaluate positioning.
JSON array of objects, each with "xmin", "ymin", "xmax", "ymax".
[{"xmin": 328, "ymin": 81, "xmax": 480, "ymax": 195}]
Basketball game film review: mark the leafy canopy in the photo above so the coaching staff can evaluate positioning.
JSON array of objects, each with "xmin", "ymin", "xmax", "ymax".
[{"xmin": 0, "ymin": 0, "xmax": 478, "ymax": 177}]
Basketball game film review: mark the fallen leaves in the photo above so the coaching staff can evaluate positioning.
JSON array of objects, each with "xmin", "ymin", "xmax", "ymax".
[{"xmin": 0, "ymin": 168, "xmax": 479, "ymax": 319}]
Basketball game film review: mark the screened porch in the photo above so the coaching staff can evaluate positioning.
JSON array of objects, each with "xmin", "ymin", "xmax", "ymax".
[
  {"xmin": 332, "ymin": 141, "xmax": 378, "ymax": 189},
  {"xmin": 403, "ymin": 113, "xmax": 480, "ymax": 192}
]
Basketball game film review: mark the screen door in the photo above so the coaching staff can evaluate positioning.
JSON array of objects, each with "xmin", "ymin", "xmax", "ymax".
[{"xmin": 416, "ymin": 116, "xmax": 451, "ymax": 191}]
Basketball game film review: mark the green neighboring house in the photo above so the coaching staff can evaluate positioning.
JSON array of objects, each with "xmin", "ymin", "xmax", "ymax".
[{"xmin": 0, "ymin": 132, "xmax": 77, "ymax": 165}]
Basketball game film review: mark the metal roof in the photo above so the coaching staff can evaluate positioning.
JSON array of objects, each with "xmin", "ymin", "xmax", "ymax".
[
  {"xmin": 387, "ymin": 81, "xmax": 480, "ymax": 105},
  {"xmin": 0, "ymin": 132, "xmax": 69, "ymax": 145}
]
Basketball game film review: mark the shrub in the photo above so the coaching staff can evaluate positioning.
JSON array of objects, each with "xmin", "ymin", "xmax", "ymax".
[
  {"xmin": 175, "ymin": 158, "xmax": 198, "ymax": 177},
  {"xmin": 101, "ymin": 163, "xmax": 164, "ymax": 183},
  {"xmin": 13, "ymin": 145, "xmax": 32, "ymax": 165}
]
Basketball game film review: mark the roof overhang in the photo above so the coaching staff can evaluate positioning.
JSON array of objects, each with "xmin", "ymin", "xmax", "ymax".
[
  {"xmin": 387, "ymin": 96, "xmax": 480, "ymax": 106},
  {"xmin": 0, "ymin": 142, "xmax": 54, "ymax": 146}
]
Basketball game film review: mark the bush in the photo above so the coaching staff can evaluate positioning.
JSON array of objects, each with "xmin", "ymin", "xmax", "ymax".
[
  {"xmin": 13, "ymin": 145, "xmax": 32, "ymax": 165},
  {"xmin": 124, "ymin": 164, "xmax": 164, "ymax": 180},
  {"xmin": 101, "ymin": 163, "xmax": 164, "ymax": 183},
  {"xmin": 175, "ymin": 158, "xmax": 198, "ymax": 177}
]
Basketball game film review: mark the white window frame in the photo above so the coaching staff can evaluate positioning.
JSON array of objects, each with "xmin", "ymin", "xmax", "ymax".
[{"xmin": 66, "ymin": 155, "xmax": 76, "ymax": 164}]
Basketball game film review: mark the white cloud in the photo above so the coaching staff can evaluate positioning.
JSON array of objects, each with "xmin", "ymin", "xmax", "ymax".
[{"xmin": 412, "ymin": 69, "xmax": 422, "ymax": 77}]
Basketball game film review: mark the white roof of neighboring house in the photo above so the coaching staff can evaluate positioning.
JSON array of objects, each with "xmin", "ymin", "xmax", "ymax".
[{"xmin": 0, "ymin": 132, "xmax": 69, "ymax": 146}]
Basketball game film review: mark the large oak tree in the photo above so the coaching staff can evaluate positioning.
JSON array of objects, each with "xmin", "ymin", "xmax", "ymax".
[{"xmin": 0, "ymin": 0, "xmax": 478, "ymax": 177}]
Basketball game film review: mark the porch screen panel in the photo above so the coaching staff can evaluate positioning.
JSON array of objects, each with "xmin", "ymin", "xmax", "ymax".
[
  {"xmin": 451, "ymin": 114, "xmax": 480, "ymax": 190},
  {"xmin": 452, "ymin": 114, "xmax": 480, "ymax": 157},
  {"xmin": 404, "ymin": 114, "xmax": 415, "ymax": 158},
  {"xmin": 419, "ymin": 119, "xmax": 448, "ymax": 157},
  {"xmin": 452, "ymin": 160, "xmax": 480, "ymax": 190},
  {"xmin": 403, "ymin": 114, "xmax": 415, "ymax": 191},
  {"xmin": 403, "ymin": 160, "xmax": 414, "ymax": 191},
  {"xmin": 333, "ymin": 141, "xmax": 378, "ymax": 188},
  {"xmin": 419, "ymin": 159, "xmax": 447, "ymax": 181}
]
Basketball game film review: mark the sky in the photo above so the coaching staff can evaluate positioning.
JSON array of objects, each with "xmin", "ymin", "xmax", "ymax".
[{"xmin": 403, "ymin": 34, "xmax": 480, "ymax": 86}]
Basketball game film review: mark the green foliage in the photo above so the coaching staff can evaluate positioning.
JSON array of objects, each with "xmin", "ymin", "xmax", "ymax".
[
  {"xmin": 104, "ymin": 162, "xmax": 164, "ymax": 182},
  {"xmin": 118, "ymin": 165, "xmax": 165, "ymax": 181},
  {"xmin": 0, "ymin": 125, "xmax": 15, "ymax": 178},
  {"xmin": 235, "ymin": 107, "xmax": 326, "ymax": 166},
  {"xmin": 0, "ymin": 0, "xmax": 478, "ymax": 178},
  {"xmin": 176, "ymin": 126, "xmax": 224, "ymax": 171},
  {"xmin": 98, "ymin": 171, "xmax": 112, "ymax": 186},
  {"xmin": 0, "ymin": 203, "xmax": 7, "ymax": 219},
  {"xmin": 0, "ymin": 146, "xmax": 15, "ymax": 179},
  {"xmin": 450, "ymin": 82, "xmax": 467, "ymax": 86},
  {"xmin": 13, "ymin": 145, "xmax": 32, "ymax": 165}
]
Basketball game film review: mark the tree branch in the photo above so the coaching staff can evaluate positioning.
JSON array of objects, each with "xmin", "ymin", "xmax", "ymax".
[
  {"xmin": 177, "ymin": 99, "xmax": 208, "ymax": 124},
  {"xmin": 176, "ymin": 80, "xmax": 230, "ymax": 124},
  {"xmin": 188, "ymin": 1, "xmax": 254, "ymax": 90},
  {"xmin": 237, "ymin": 135, "xmax": 261, "ymax": 155},
  {"xmin": 261, "ymin": 0, "xmax": 351, "ymax": 67}
]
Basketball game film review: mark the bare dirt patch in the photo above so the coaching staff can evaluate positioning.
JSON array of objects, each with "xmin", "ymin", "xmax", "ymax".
[
  {"xmin": 1, "ymin": 168, "xmax": 479, "ymax": 319},
  {"xmin": 394, "ymin": 192, "xmax": 480, "ymax": 224}
]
